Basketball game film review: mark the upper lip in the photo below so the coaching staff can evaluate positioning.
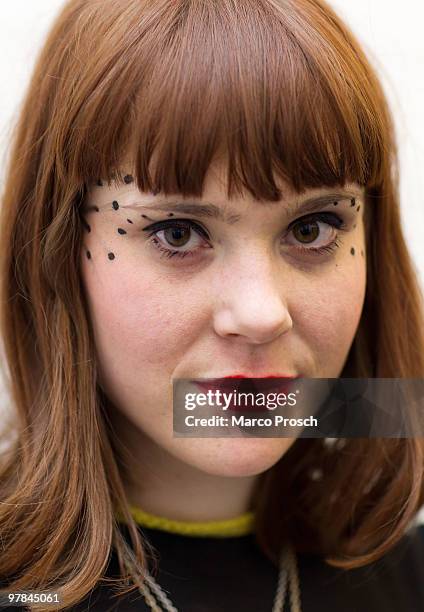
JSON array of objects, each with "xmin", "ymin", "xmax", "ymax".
[
  {"xmin": 195, "ymin": 374, "xmax": 298, "ymax": 379},
  {"xmin": 190, "ymin": 374, "xmax": 299, "ymax": 393},
  {"xmin": 222, "ymin": 374, "xmax": 297, "ymax": 378}
]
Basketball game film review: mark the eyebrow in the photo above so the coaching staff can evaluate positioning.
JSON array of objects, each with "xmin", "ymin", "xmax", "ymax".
[{"xmin": 123, "ymin": 190, "xmax": 362, "ymax": 224}]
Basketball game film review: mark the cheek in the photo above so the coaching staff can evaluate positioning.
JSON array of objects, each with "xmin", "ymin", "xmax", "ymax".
[
  {"xmin": 80, "ymin": 260, "xmax": 204, "ymax": 375},
  {"xmin": 294, "ymin": 261, "xmax": 366, "ymax": 373}
]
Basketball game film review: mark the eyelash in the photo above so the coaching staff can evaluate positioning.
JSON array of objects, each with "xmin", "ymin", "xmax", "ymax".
[{"xmin": 144, "ymin": 213, "xmax": 347, "ymax": 260}]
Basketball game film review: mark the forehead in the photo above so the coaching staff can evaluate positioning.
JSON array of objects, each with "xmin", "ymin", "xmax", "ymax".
[
  {"xmin": 88, "ymin": 158, "xmax": 365, "ymax": 201},
  {"xmin": 92, "ymin": 156, "xmax": 361, "ymax": 200}
]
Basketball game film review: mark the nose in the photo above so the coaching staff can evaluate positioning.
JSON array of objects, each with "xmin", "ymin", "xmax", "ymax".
[{"xmin": 212, "ymin": 251, "xmax": 293, "ymax": 345}]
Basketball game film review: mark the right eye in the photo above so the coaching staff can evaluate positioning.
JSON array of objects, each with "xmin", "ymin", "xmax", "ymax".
[
  {"xmin": 144, "ymin": 219, "xmax": 212, "ymax": 259},
  {"xmin": 285, "ymin": 212, "xmax": 347, "ymax": 256}
]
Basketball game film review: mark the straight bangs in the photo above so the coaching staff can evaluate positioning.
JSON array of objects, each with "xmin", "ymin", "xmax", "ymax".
[{"xmin": 58, "ymin": 0, "xmax": 388, "ymax": 200}]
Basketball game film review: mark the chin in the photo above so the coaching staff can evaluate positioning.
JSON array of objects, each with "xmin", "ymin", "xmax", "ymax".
[{"xmin": 175, "ymin": 437, "xmax": 295, "ymax": 478}]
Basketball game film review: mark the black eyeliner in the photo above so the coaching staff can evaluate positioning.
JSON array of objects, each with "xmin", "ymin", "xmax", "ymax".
[
  {"xmin": 141, "ymin": 218, "xmax": 210, "ymax": 240},
  {"xmin": 287, "ymin": 211, "xmax": 346, "ymax": 230}
]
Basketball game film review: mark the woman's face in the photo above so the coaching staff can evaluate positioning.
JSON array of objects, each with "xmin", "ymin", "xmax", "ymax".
[{"xmin": 80, "ymin": 162, "xmax": 366, "ymax": 477}]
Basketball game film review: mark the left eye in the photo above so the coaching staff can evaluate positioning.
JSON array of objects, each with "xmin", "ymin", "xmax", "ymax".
[
  {"xmin": 284, "ymin": 211, "xmax": 346, "ymax": 251},
  {"xmin": 288, "ymin": 216, "xmax": 337, "ymax": 246},
  {"xmin": 292, "ymin": 220, "xmax": 322, "ymax": 244}
]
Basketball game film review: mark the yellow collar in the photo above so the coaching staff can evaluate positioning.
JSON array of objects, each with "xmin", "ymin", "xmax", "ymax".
[{"xmin": 118, "ymin": 504, "xmax": 255, "ymax": 538}]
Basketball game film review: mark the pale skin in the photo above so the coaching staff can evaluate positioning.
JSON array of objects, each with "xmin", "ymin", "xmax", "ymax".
[{"xmin": 79, "ymin": 162, "xmax": 366, "ymax": 521}]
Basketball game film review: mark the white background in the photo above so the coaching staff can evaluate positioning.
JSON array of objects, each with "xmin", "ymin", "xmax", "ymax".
[{"xmin": 0, "ymin": 1, "xmax": 423, "ymax": 522}]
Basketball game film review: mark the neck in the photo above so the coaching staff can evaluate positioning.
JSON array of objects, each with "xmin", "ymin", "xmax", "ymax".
[{"xmin": 111, "ymin": 410, "xmax": 260, "ymax": 522}]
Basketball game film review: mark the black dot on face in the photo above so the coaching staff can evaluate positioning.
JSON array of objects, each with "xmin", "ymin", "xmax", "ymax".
[
  {"xmin": 350, "ymin": 247, "xmax": 355, "ymax": 255},
  {"xmin": 108, "ymin": 252, "xmax": 115, "ymax": 260},
  {"xmin": 124, "ymin": 174, "xmax": 134, "ymax": 184},
  {"xmin": 94, "ymin": 205, "xmax": 99, "ymax": 212},
  {"xmin": 333, "ymin": 201, "xmax": 338, "ymax": 206},
  {"xmin": 112, "ymin": 201, "xmax": 119, "ymax": 210},
  {"xmin": 127, "ymin": 218, "xmax": 133, "ymax": 224},
  {"xmin": 357, "ymin": 205, "xmax": 360, "ymax": 212},
  {"xmin": 86, "ymin": 250, "xmax": 91, "ymax": 259},
  {"xmin": 350, "ymin": 198, "xmax": 356, "ymax": 206},
  {"xmin": 97, "ymin": 179, "xmax": 103, "ymax": 187},
  {"xmin": 117, "ymin": 228, "xmax": 127, "ymax": 235},
  {"xmin": 168, "ymin": 212, "xmax": 174, "ymax": 216},
  {"xmin": 82, "ymin": 220, "xmax": 91, "ymax": 232}
]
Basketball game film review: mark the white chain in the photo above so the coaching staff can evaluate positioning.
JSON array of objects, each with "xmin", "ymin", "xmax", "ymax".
[{"xmin": 126, "ymin": 543, "xmax": 302, "ymax": 612}]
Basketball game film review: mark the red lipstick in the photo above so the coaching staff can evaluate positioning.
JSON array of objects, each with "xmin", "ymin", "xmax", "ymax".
[{"xmin": 190, "ymin": 375, "xmax": 299, "ymax": 412}]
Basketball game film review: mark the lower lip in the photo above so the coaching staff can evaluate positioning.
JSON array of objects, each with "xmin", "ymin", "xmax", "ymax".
[{"xmin": 191, "ymin": 377, "xmax": 299, "ymax": 412}]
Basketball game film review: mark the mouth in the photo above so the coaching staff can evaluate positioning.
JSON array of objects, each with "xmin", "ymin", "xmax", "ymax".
[{"xmin": 189, "ymin": 375, "xmax": 299, "ymax": 412}]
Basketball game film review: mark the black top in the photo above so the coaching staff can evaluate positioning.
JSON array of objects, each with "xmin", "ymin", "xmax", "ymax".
[
  {"xmin": 2, "ymin": 523, "xmax": 424, "ymax": 611},
  {"xmin": 74, "ymin": 522, "xmax": 424, "ymax": 611}
]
